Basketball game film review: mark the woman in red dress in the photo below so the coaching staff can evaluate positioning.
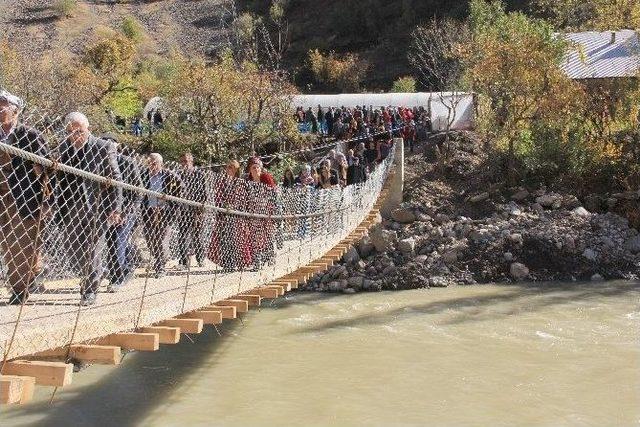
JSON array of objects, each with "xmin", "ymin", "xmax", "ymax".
[
  {"xmin": 244, "ymin": 157, "xmax": 277, "ymax": 269},
  {"xmin": 208, "ymin": 159, "xmax": 252, "ymax": 271}
]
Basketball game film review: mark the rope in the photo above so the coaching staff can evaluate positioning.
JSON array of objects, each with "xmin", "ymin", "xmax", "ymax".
[{"xmin": 0, "ymin": 141, "xmax": 373, "ymax": 221}]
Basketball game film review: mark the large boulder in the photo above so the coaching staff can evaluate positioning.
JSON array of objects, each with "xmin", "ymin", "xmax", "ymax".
[
  {"xmin": 535, "ymin": 193, "xmax": 562, "ymax": 209},
  {"xmin": 624, "ymin": 236, "xmax": 640, "ymax": 254},
  {"xmin": 510, "ymin": 262, "xmax": 530, "ymax": 280},
  {"xmin": 572, "ymin": 206, "xmax": 591, "ymax": 218},
  {"xmin": 398, "ymin": 237, "xmax": 416, "ymax": 254},
  {"xmin": 370, "ymin": 226, "xmax": 397, "ymax": 253},
  {"xmin": 358, "ymin": 236, "xmax": 375, "ymax": 258},
  {"xmin": 442, "ymin": 250, "xmax": 458, "ymax": 265},
  {"xmin": 391, "ymin": 208, "xmax": 416, "ymax": 224},
  {"xmin": 511, "ymin": 189, "xmax": 530, "ymax": 202},
  {"xmin": 347, "ymin": 276, "xmax": 364, "ymax": 288},
  {"xmin": 435, "ymin": 213, "xmax": 450, "ymax": 224},
  {"xmin": 469, "ymin": 192, "xmax": 490, "ymax": 203},
  {"xmin": 582, "ymin": 248, "xmax": 597, "ymax": 261},
  {"xmin": 343, "ymin": 247, "xmax": 360, "ymax": 264}
]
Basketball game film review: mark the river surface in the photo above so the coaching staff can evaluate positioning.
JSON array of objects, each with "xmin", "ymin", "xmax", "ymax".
[{"xmin": 2, "ymin": 281, "xmax": 639, "ymax": 427}]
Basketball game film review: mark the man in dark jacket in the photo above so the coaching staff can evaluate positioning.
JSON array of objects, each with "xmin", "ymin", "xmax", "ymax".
[
  {"xmin": 347, "ymin": 156, "xmax": 367, "ymax": 185},
  {"xmin": 141, "ymin": 153, "xmax": 183, "ymax": 278},
  {"xmin": 57, "ymin": 112, "xmax": 123, "ymax": 306},
  {"xmin": 325, "ymin": 108, "xmax": 334, "ymax": 136},
  {"xmin": 0, "ymin": 91, "xmax": 51, "ymax": 304},
  {"xmin": 176, "ymin": 152, "xmax": 206, "ymax": 269},
  {"xmin": 102, "ymin": 137, "xmax": 143, "ymax": 292}
]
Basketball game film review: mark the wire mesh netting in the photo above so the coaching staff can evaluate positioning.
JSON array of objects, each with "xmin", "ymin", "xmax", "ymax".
[{"xmin": 0, "ymin": 105, "xmax": 395, "ymax": 361}]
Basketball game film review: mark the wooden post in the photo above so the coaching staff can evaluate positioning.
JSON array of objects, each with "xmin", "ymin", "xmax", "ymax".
[
  {"xmin": 1, "ymin": 376, "xmax": 22, "ymax": 404},
  {"xmin": 181, "ymin": 310, "xmax": 223, "ymax": 325},
  {"xmin": 243, "ymin": 288, "xmax": 279, "ymax": 299},
  {"xmin": 141, "ymin": 326, "xmax": 181, "ymax": 344},
  {"xmin": 158, "ymin": 318, "xmax": 204, "ymax": 334},
  {"xmin": 95, "ymin": 333, "xmax": 159, "ymax": 352},
  {"xmin": 216, "ymin": 299, "xmax": 249, "ymax": 313},
  {"xmin": 36, "ymin": 345, "xmax": 122, "ymax": 365},
  {"xmin": 2, "ymin": 360, "xmax": 73, "ymax": 387},
  {"xmin": 206, "ymin": 305, "xmax": 237, "ymax": 319},
  {"xmin": 269, "ymin": 282, "xmax": 292, "ymax": 292},
  {"xmin": 265, "ymin": 285, "xmax": 285, "ymax": 296},
  {"xmin": 234, "ymin": 294, "xmax": 261, "ymax": 307}
]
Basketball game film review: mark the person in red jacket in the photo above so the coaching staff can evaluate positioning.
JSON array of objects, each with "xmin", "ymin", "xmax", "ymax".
[
  {"xmin": 246, "ymin": 156, "xmax": 276, "ymax": 187},
  {"xmin": 403, "ymin": 119, "xmax": 417, "ymax": 153},
  {"xmin": 244, "ymin": 157, "xmax": 276, "ymax": 269}
]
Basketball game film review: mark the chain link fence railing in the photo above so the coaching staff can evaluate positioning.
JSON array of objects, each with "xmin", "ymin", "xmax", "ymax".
[{"xmin": 0, "ymin": 105, "xmax": 395, "ymax": 362}]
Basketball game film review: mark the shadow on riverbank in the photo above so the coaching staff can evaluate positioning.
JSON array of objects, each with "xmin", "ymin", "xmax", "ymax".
[{"xmin": 1, "ymin": 318, "xmax": 245, "ymax": 427}]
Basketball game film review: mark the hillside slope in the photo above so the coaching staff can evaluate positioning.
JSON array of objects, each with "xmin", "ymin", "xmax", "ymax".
[
  {"xmin": 0, "ymin": 0, "xmax": 226, "ymax": 58},
  {"xmin": 0, "ymin": 0, "xmax": 531, "ymax": 91}
]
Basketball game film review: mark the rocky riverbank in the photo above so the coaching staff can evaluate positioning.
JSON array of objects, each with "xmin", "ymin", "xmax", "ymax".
[{"xmin": 303, "ymin": 132, "xmax": 640, "ymax": 293}]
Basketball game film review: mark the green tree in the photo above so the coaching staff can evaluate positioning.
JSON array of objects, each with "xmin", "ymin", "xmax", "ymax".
[
  {"xmin": 391, "ymin": 76, "xmax": 417, "ymax": 93},
  {"xmin": 307, "ymin": 49, "xmax": 368, "ymax": 93},
  {"xmin": 532, "ymin": 0, "xmax": 640, "ymax": 30},
  {"xmin": 463, "ymin": 0, "xmax": 583, "ymax": 183}
]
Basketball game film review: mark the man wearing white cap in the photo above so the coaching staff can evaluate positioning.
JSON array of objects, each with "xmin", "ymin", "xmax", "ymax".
[{"xmin": 0, "ymin": 90, "xmax": 51, "ymax": 304}]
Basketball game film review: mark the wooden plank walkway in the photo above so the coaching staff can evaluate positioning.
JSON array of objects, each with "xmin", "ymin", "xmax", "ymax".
[{"xmin": 0, "ymin": 176, "xmax": 391, "ymax": 404}]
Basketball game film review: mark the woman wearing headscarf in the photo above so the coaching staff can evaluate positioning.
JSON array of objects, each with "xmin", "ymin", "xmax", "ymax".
[{"xmin": 296, "ymin": 164, "xmax": 315, "ymax": 187}]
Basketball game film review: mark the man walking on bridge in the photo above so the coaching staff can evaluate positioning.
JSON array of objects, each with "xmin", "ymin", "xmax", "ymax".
[
  {"xmin": 0, "ymin": 91, "xmax": 51, "ymax": 305},
  {"xmin": 56, "ymin": 112, "xmax": 123, "ymax": 306},
  {"xmin": 177, "ymin": 152, "xmax": 206, "ymax": 269},
  {"xmin": 142, "ymin": 153, "xmax": 183, "ymax": 278}
]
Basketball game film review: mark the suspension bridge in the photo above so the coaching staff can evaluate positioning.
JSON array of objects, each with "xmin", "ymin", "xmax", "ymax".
[{"xmin": 0, "ymin": 115, "xmax": 404, "ymax": 405}]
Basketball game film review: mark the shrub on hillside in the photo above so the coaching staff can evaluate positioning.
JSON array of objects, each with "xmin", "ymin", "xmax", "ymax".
[
  {"xmin": 55, "ymin": 0, "xmax": 77, "ymax": 18},
  {"xmin": 121, "ymin": 16, "xmax": 144, "ymax": 43}
]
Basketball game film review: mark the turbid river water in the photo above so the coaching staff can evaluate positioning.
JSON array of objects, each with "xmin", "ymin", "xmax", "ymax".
[{"xmin": 1, "ymin": 281, "xmax": 639, "ymax": 427}]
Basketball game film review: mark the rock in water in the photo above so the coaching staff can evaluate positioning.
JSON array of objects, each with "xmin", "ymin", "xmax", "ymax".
[
  {"xmin": 591, "ymin": 274, "xmax": 604, "ymax": 282},
  {"xmin": 510, "ymin": 262, "xmax": 530, "ymax": 280}
]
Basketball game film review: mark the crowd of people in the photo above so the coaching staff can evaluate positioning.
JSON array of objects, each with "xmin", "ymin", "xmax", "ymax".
[
  {"xmin": 0, "ymin": 90, "xmax": 398, "ymax": 307},
  {"xmin": 295, "ymin": 104, "xmax": 427, "ymax": 152}
]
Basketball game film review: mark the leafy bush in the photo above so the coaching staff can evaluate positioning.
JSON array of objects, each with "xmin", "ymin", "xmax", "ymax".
[
  {"xmin": 307, "ymin": 49, "xmax": 368, "ymax": 93},
  {"xmin": 55, "ymin": 0, "xmax": 77, "ymax": 18},
  {"xmin": 121, "ymin": 16, "xmax": 144, "ymax": 43},
  {"xmin": 391, "ymin": 76, "xmax": 417, "ymax": 93}
]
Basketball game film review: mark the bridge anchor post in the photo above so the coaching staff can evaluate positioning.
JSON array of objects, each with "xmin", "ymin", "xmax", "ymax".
[{"xmin": 381, "ymin": 137, "xmax": 404, "ymax": 218}]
